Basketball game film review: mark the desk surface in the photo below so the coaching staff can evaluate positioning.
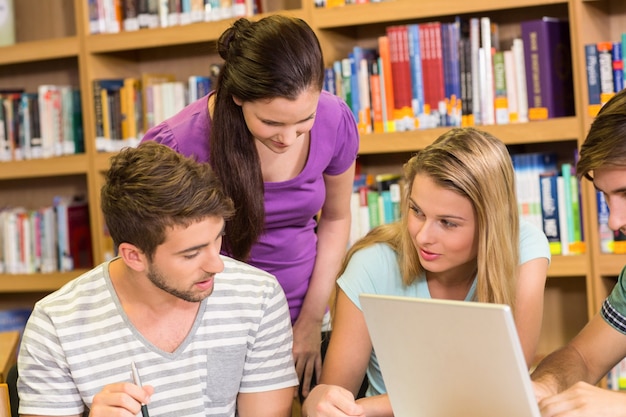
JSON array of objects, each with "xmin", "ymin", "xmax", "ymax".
[{"xmin": 0, "ymin": 332, "xmax": 19, "ymax": 383}]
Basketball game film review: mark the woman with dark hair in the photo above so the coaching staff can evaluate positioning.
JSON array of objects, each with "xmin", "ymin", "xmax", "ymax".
[{"xmin": 142, "ymin": 15, "xmax": 359, "ymax": 397}]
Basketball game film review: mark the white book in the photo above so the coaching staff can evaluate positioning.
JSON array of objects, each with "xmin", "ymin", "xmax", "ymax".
[
  {"xmin": 0, "ymin": 0, "xmax": 15, "ymax": 46},
  {"xmin": 40, "ymin": 205, "xmax": 57, "ymax": 274},
  {"xmin": 480, "ymin": 17, "xmax": 495, "ymax": 125},
  {"xmin": 503, "ymin": 50, "xmax": 519, "ymax": 123},
  {"xmin": 2, "ymin": 209, "xmax": 18, "ymax": 274},
  {"xmin": 469, "ymin": 18, "xmax": 481, "ymax": 126},
  {"xmin": 512, "ymin": 38, "xmax": 529, "ymax": 123}
]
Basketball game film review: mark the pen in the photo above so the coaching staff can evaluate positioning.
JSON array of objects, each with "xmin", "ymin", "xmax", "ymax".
[{"xmin": 130, "ymin": 361, "xmax": 150, "ymax": 417}]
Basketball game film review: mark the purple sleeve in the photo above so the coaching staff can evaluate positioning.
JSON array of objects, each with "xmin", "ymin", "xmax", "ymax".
[
  {"xmin": 140, "ymin": 95, "xmax": 212, "ymax": 162},
  {"xmin": 317, "ymin": 91, "xmax": 360, "ymax": 176}
]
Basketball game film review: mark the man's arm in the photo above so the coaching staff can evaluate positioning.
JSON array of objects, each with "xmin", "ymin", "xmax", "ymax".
[
  {"xmin": 532, "ymin": 312, "xmax": 626, "ymax": 399},
  {"xmin": 237, "ymin": 387, "xmax": 295, "ymax": 417}
]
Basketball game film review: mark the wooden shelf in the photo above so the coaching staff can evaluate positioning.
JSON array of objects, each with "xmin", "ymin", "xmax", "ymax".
[
  {"xmin": 548, "ymin": 254, "xmax": 590, "ymax": 278},
  {"xmin": 0, "ymin": 270, "xmax": 86, "ymax": 293},
  {"xmin": 595, "ymin": 254, "xmax": 626, "ymax": 277},
  {"xmin": 312, "ymin": 0, "xmax": 569, "ymax": 29},
  {"xmin": 0, "ymin": 155, "xmax": 89, "ymax": 180},
  {"xmin": 359, "ymin": 117, "xmax": 581, "ymax": 154},
  {"xmin": 0, "ymin": 37, "xmax": 80, "ymax": 65}
]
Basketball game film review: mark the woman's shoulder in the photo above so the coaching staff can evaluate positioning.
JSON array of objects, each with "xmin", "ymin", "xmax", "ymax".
[
  {"xmin": 317, "ymin": 90, "xmax": 354, "ymax": 120},
  {"xmin": 519, "ymin": 219, "xmax": 551, "ymax": 263}
]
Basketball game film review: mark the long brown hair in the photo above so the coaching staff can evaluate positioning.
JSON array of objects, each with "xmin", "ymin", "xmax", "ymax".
[{"xmin": 210, "ymin": 15, "xmax": 325, "ymax": 260}]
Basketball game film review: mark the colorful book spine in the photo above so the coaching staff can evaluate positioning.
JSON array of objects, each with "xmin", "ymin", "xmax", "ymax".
[
  {"xmin": 597, "ymin": 190, "xmax": 614, "ymax": 254},
  {"xmin": 521, "ymin": 17, "xmax": 575, "ymax": 120},
  {"xmin": 612, "ymin": 41, "xmax": 623, "ymax": 94},
  {"xmin": 597, "ymin": 41, "xmax": 615, "ymax": 104},
  {"xmin": 512, "ymin": 38, "xmax": 529, "ymax": 123},
  {"xmin": 492, "ymin": 51, "xmax": 509, "ymax": 125},
  {"xmin": 539, "ymin": 172, "xmax": 562, "ymax": 255},
  {"xmin": 584, "ymin": 43, "xmax": 602, "ymax": 117}
]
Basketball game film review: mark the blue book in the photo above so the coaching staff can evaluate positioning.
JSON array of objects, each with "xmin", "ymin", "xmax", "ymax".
[
  {"xmin": 539, "ymin": 171, "xmax": 562, "ymax": 255},
  {"xmin": 597, "ymin": 190, "xmax": 614, "ymax": 253},
  {"xmin": 407, "ymin": 23, "xmax": 424, "ymax": 118},
  {"xmin": 324, "ymin": 67, "xmax": 337, "ymax": 96},
  {"xmin": 584, "ymin": 43, "xmax": 602, "ymax": 106},
  {"xmin": 612, "ymin": 41, "xmax": 623, "ymax": 93}
]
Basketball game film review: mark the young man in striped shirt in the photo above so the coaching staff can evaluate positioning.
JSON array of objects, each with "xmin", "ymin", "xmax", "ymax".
[{"xmin": 17, "ymin": 141, "xmax": 298, "ymax": 417}]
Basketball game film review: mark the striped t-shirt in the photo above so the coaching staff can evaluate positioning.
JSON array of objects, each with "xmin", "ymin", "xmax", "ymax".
[{"xmin": 18, "ymin": 256, "xmax": 298, "ymax": 417}]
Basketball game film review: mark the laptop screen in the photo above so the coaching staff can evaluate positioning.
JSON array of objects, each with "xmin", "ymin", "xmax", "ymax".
[{"xmin": 359, "ymin": 294, "xmax": 541, "ymax": 417}]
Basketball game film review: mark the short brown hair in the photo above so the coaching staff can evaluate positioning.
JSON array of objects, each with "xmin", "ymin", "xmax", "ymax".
[{"xmin": 101, "ymin": 141, "xmax": 235, "ymax": 259}]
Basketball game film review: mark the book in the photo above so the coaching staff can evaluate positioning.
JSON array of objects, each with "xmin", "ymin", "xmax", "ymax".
[
  {"xmin": 612, "ymin": 41, "xmax": 623, "ymax": 94},
  {"xmin": 584, "ymin": 43, "xmax": 602, "ymax": 117},
  {"xmin": 596, "ymin": 190, "xmax": 614, "ymax": 254},
  {"xmin": 492, "ymin": 50, "xmax": 509, "ymax": 125},
  {"xmin": 512, "ymin": 38, "xmax": 529, "ymax": 123},
  {"xmin": 141, "ymin": 72, "xmax": 175, "ymax": 132},
  {"xmin": 377, "ymin": 35, "xmax": 396, "ymax": 132},
  {"xmin": 54, "ymin": 197, "xmax": 93, "ymax": 271},
  {"xmin": 369, "ymin": 60, "xmax": 384, "ymax": 134},
  {"xmin": 0, "ymin": 0, "xmax": 15, "ymax": 46},
  {"xmin": 539, "ymin": 171, "xmax": 562, "ymax": 255},
  {"xmin": 420, "ymin": 22, "xmax": 445, "ymax": 125},
  {"xmin": 407, "ymin": 24, "xmax": 424, "ymax": 123},
  {"xmin": 503, "ymin": 49, "xmax": 519, "ymax": 123},
  {"xmin": 387, "ymin": 25, "xmax": 414, "ymax": 126},
  {"xmin": 123, "ymin": 0, "xmax": 140, "ymax": 31},
  {"xmin": 597, "ymin": 41, "xmax": 615, "ymax": 105},
  {"xmin": 457, "ymin": 17, "xmax": 473, "ymax": 127},
  {"xmin": 521, "ymin": 17, "xmax": 575, "ymax": 120},
  {"xmin": 479, "ymin": 16, "xmax": 495, "ymax": 125}
]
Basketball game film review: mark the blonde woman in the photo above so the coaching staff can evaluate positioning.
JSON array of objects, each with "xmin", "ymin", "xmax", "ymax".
[{"xmin": 303, "ymin": 127, "xmax": 550, "ymax": 417}]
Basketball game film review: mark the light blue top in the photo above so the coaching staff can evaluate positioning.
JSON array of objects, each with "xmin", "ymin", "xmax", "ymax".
[{"xmin": 337, "ymin": 219, "xmax": 550, "ymax": 396}]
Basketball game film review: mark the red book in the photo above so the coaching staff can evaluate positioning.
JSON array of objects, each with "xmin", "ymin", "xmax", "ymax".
[
  {"xmin": 386, "ymin": 25, "xmax": 412, "ymax": 119},
  {"xmin": 420, "ymin": 22, "xmax": 445, "ymax": 114}
]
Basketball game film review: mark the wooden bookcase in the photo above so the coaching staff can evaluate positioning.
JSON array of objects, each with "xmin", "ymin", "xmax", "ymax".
[{"xmin": 1, "ymin": 0, "xmax": 624, "ymax": 363}]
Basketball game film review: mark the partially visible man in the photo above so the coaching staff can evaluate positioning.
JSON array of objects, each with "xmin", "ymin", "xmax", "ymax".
[
  {"xmin": 532, "ymin": 88, "xmax": 626, "ymax": 416},
  {"xmin": 17, "ymin": 141, "xmax": 297, "ymax": 417}
]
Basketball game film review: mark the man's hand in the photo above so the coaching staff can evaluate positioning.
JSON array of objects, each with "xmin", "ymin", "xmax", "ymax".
[
  {"xmin": 538, "ymin": 381, "xmax": 626, "ymax": 417},
  {"xmin": 89, "ymin": 382, "xmax": 153, "ymax": 417},
  {"xmin": 302, "ymin": 384, "xmax": 365, "ymax": 417}
]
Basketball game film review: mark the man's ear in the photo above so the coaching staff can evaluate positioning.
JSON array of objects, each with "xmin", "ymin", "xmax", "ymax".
[
  {"xmin": 232, "ymin": 96, "xmax": 243, "ymax": 106},
  {"xmin": 118, "ymin": 242, "xmax": 148, "ymax": 272}
]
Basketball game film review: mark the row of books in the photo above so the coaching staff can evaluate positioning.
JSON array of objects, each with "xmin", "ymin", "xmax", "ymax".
[
  {"xmin": 0, "ymin": 86, "xmax": 83, "ymax": 162},
  {"xmin": 93, "ymin": 72, "xmax": 214, "ymax": 152},
  {"xmin": 349, "ymin": 173, "xmax": 402, "ymax": 246},
  {"xmin": 608, "ymin": 357, "xmax": 626, "ymax": 391},
  {"xmin": 596, "ymin": 191, "xmax": 626, "ymax": 255},
  {"xmin": 314, "ymin": 0, "xmax": 390, "ymax": 8},
  {"xmin": 584, "ymin": 35, "xmax": 626, "ymax": 117},
  {"xmin": 89, "ymin": 0, "xmax": 265, "ymax": 34},
  {"xmin": 350, "ymin": 152, "xmax": 585, "ymax": 256},
  {"xmin": 514, "ymin": 152, "xmax": 585, "ymax": 256},
  {"xmin": 0, "ymin": 197, "xmax": 93, "ymax": 275},
  {"xmin": 323, "ymin": 16, "xmax": 574, "ymax": 134}
]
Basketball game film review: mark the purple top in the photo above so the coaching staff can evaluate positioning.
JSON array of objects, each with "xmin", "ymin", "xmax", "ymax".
[{"xmin": 141, "ymin": 91, "xmax": 359, "ymax": 322}]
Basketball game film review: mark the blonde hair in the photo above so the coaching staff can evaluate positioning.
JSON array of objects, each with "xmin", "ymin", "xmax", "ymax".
[{"xmin": 339, "ymin": 127, "xmax": 519, "ymax": 308}]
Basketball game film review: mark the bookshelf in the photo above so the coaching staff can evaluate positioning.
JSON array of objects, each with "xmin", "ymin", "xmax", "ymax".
[{"xmin": 0, "ymin": 0, "xmax": 621, "ymax": 362}]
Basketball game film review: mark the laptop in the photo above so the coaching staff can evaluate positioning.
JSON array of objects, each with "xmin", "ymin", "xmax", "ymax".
[{"xmin": 359, "ymin": 293, "xmax": 542, "ymax": 417}]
